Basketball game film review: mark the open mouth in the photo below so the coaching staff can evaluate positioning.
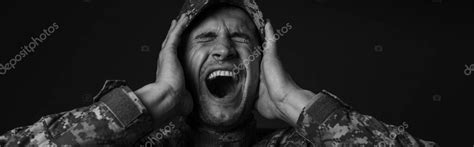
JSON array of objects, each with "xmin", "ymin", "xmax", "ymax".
[{"xmin": 205, "ymin": 70, "xmax": 240, "ymax": 98}]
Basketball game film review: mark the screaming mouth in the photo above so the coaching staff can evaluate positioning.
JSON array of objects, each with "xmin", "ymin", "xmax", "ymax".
[{"xmin": 206, "ymin": 70, "xmax": 240, "ymax": 98}]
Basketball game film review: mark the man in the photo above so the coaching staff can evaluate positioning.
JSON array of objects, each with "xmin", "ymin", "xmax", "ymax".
[{"xmin": 0, "ymin": 0, "xmax": 437, "ymax": 146}]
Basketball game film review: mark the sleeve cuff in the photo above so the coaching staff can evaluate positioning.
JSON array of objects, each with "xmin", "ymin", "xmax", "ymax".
[
  {"xmin": 96, "ymin": 80, "xmax": 149, "ymax": 128},
  {"xmin": 295, "ymin": 90, "xmax": 351, "ymax": 143},
  {"xmin": 297, "ymin": 90, "xmax": 351, "ymax": 126}
]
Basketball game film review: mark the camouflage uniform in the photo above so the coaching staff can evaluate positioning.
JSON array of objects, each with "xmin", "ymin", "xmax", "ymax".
[
  {"xmin": 0, "ymin": 80, "xmax": 437, "ymax": 147},
  {"xmin": 1, "ymin": 0, "xmax": 439, "ymax": 146}
]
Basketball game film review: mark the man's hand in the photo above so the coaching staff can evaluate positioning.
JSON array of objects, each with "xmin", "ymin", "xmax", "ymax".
[
  {"xmin": 256, "ymin": 21, "xmax": 317, "ymax": 127},
  {"xmin": 135, "ymin": 14, "xmax": 193, "ymax": 128}
]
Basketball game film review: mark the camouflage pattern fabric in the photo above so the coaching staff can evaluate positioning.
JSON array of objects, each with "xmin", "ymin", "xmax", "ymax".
[
  {"xmin": 253, "ymin": 90, "xmax": 438, "ymax": 147},
  {"xmin": 0, "ymin": 80, "xmax": 154, "ymax": 146},
  {"xmin": 178, "ymin": 0, "xmax": 266, "ymax": 40},
  {"xmin": 0, "ymin": 80, "xmax": 437, "ymax": 147}
]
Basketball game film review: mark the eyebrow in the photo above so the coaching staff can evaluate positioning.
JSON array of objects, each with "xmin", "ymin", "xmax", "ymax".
[
  {"xmin": 193, "ymin": 31, "xmax": 252, "ymax": 40},
  {"xmin": 194, "ymin": 31, "xmax": 217, "ymax": 39}
]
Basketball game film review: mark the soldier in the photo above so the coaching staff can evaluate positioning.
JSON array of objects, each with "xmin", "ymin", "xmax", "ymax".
[{"xmin": 0, "ymin": 0, "xmax": 438, "ymax": 146}]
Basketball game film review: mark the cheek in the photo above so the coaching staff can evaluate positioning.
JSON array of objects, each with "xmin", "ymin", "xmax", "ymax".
[
  {"xmin": 247, "ymin": 61, "xmax": 260, "ymax": 84},
  {"xmin": 236, "ymin": 46, "xmax": 261, "ymax": 75},
  {"xmin": 184, "ymin": 48, "xmax": 207, "ymax": 83},
  {"xmin": 245, "ymin": 50, "xmax": 262, "ymax": 79},
  {"xmin": 241, "ymin": 47, "xmax": 261, "ymax": 94},
  {"xmin": 247, "ymin": 59, "xmax": 260, "ymax": 94}
]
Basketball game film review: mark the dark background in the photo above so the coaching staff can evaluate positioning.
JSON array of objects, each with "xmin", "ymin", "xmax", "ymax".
[{"xmin": 1, "ymin": 0, "xmax": 471, "ymax": 146}]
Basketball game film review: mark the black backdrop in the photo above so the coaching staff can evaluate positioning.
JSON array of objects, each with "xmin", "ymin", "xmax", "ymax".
[{"xmin": 1, "ymin": 0, "xmax": 472, "ymax": 146}]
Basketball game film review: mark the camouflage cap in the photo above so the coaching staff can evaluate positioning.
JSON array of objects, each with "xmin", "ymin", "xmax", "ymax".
[{"xmin": 178, "ymin": 0, "xmax": 266, "ymax": 39}]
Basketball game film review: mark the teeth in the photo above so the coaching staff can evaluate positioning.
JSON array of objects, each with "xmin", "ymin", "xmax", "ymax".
[{"xmin": 208, "ymin": 70, "xmax": 236, "ymax": 80}]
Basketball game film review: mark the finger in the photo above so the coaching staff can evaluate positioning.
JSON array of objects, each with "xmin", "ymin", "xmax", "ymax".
[
  {"xmin": 261, "ymin": 20, "xmax": 288, "ymax": 88},
  {"xmin": 166, "ymin": 19, "xmax": 179, "ymax": 42},
  {"xmin": 159, "ymin": 19, "xmax": 177, "ymax": 67},
  {"xmin": 157, "ymin": 20, "xmax": 175, "ymax": 78},
  {"xmin": 263, "ymin": 20, "xmax": 277, "ymax": 55},
  {"xmin": 163, "ymin": 14, "xmax": 189, "ymax": 53},
  {"xmin": 162, "ymin": 19, "xmax": 177, "ymax": 49},
  {"xmin": 156, "ymin": 15, "xmax": 188, "ymax": 81}
]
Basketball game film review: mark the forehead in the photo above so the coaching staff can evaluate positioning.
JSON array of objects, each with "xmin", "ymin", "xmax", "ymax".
[{"xmin": 190, "ymin": 7, "xmax": 256, "ymax": 34}]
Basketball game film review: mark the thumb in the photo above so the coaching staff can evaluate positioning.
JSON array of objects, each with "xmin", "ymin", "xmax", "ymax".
[
  {"xmin": 262, "ymin": 20, "xmax": 278, "ymax": 57},
  {"xmin": 261, "ymin": 21, "xmax": 287, "ymax": 88}
]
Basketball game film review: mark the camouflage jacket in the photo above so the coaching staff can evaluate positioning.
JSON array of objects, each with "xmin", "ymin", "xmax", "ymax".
[{"xmin": 0, "ymin": 80, "xmax": 438, "ymax": 147}]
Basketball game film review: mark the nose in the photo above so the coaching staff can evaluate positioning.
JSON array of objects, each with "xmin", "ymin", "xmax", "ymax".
[{"xmin": 210, "ymin": 37, "xmax": 237, "ymax": 61}]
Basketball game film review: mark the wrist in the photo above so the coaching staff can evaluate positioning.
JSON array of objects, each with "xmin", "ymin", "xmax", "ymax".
[
  {"xmin": 135, "ymin": 84, "xmax": 170, "ymax": 121},
  {"xmin": 279, "ymin": 88, "xmax": 318, "ymax": 126},
  {"xmin": 135, "ymin": 83, "xmax": 187, "ymax": 128},
  {"xmin": 135, "ymin": 83, "xmax": 162, "ymax": 109}
]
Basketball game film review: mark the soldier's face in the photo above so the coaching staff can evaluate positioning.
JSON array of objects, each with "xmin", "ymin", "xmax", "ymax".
[{"xmin": 182, "ymin": 7, "xmax": 261, "ymax": 129}]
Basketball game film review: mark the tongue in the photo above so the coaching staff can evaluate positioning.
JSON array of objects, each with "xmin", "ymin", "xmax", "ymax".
[{"xmin": 207, "ymin": 76, "xmax": 236, "ymax": 98}]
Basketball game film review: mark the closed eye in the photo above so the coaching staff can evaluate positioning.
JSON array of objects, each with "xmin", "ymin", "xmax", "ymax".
[
  {"xmin": 231, "ymin": 33, "xmax": 250, "ymax": 44},
  {"xmin": 195, "ymin": 32, "xmax": 217, "ymax": 43}
]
